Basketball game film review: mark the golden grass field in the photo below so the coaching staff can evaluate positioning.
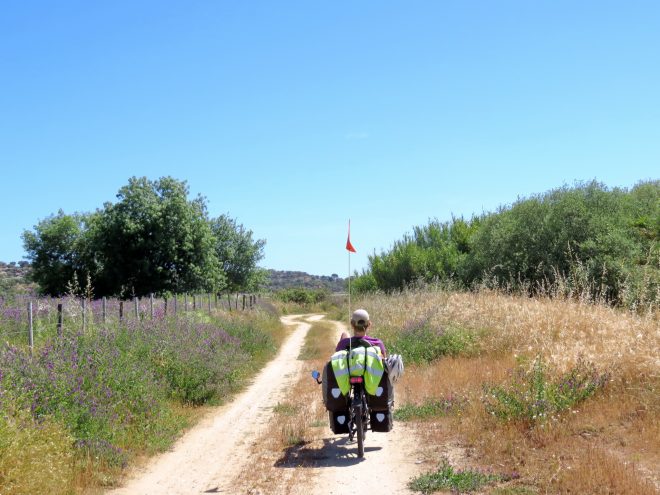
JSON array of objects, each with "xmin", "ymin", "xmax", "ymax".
[
  {"xmin": 365, "ymin": 289, "xmax": 659, "ymax": 494},
  {"xmin": 239, "ymin": 290, "xmax": 659, "ymax": 493}
]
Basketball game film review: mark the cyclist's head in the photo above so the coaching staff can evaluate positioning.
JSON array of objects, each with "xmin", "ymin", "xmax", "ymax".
[{"xmin": 350, "ymin": 309, "xmax": 370, "ymax": 332}]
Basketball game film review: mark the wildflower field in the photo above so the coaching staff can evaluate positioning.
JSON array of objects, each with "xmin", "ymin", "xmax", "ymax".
[
  {"xmin": 0, "ymin": 295, "xmax": 282, "ymax": 494},
  {"xmin": 365, "ymin": 288, "xmax": 659, "ymax": 493}
]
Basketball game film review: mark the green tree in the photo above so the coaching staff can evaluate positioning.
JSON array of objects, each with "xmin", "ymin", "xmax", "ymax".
[
  {"xmin": 22, "ymin": 211, "xmax": 91, "ymax": 296},
  {"xmin": 210, "ymin": 215, "xmax": 266, "ymax": 293},
  {"xmin": 91, "ymin": 177, "xmax": 223, "ymax": 297}
]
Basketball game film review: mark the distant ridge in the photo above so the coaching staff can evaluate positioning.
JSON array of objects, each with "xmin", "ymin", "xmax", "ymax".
[{"xmin": 265, "ymin": 269, "xmax": 347, "ymax": 292}]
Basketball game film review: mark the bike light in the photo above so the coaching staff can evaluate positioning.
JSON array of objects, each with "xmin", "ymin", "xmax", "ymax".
[{"xmin": 349, "ymin": 377, "xmax": 363, "ymax": 384}]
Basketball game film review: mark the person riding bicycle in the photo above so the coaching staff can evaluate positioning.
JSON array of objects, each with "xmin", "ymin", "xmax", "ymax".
[{"xmin": 336, "ymin": 309, "xmax": 387, "ymax": 357}]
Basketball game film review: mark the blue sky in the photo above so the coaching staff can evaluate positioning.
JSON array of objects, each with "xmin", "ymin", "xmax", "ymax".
[{"xmin": 1, "ymin": 1, "xmax": 658, "ymax": 276}]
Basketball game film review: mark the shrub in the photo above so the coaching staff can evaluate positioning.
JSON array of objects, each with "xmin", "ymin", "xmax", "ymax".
[
  {"xmin": 274, "ymin": 288, "xmax": 329, "ymax": 305},
  {"xmin": 482, "ymin": 357, "xmax": 610, "ymax": 424}
]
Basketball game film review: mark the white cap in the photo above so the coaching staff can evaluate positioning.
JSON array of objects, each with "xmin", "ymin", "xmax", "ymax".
[{"xmin": 350, "ymin": 309, "xmax": 370, "ymax": 327}]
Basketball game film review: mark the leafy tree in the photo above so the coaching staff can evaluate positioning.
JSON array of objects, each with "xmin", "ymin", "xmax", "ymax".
[
  {"xmin": 91, "ymin": 177, "xmax": 223, "ymax": 297},
  {"xmin": 210, "ymin": 214, "xmax": 266, "ymax": 293},
  {"xmin": 22, "ymin": 211, "xmax": 90, "ymax": 296}
]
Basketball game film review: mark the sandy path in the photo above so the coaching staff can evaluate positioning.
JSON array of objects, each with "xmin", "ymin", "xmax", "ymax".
[
  {"xmin": 249, "ymin": 322, "xmax": 427, "ymax": 495},
  {"xmin": 293, "ymin": 319, "xmax": 423, "ymax": 495},
  {"xmin": 109, "ymin": 314, "xmax": 321, "ymax": 495}
]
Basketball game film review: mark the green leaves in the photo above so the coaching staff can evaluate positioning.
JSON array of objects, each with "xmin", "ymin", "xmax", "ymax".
[
  {"xmin": 22, "ymin": 177, "xmax": 265, "ymax": 297},
  {"xmin": 361, "ymin": 180, "xmax": 660, "ymax": 309}
]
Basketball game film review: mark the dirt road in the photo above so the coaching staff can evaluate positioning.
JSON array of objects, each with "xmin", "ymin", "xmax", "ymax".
[{"xmin": 109, "ymin": 315, "xmax": 422, "ymax": 494}]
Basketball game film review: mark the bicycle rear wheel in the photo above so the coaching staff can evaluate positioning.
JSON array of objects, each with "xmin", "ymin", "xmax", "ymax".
[{"xmin": 356, "ymin": 409, "xmax": 364, "ymax": 458}]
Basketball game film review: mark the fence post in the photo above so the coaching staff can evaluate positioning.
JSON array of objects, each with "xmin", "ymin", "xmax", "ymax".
[
  {"xmin": 174, "ymin": 294, "xmax": 178, "ymax": 315},
  {"xmin": 184, "ymin": 294, "xmax": 188, "ymax": 312},
  {"xmin": 57, "ymin": 303, "xmax": 63, "ymax": 337},
  {"xmin": 119, "ymin": 301, "xmax": 124, "ymax": 323},
  {"xmin": 27, "ymin": 301, "xmax": 34, "ymax": 353},
  {"xmin": 208, "ymin": 293, "xmax": 212, "ymax": 314},
  {"xmin": 242, "ymin": 294, "xmax": 246, "ymax": 311},
  {"xmin": 82, "ymin": 298, "xmax": 86, "ymax": 332},
  {"xmin": 164, "ymin": 297, "xmax": 168, "ymax": 316},
  {"xmin": 150, "ymin": 293, "xmax": 154, "ymax": 320},
  {"xmin": 193, "ymin": 294, "xmax": 196, "ymax": 310},
  {"xmin": 214, "ymin": 293, "xmax": 218, "ymax": 308},
  {"xmin": 102, "ymin": 296, "xmax": 107, "ymax": 324},
  {"xmin": 227, "ymin": 293, "xmax": 232, "ymax": 312},
  {"xmin": 134, "ymin": 297, "xmax": 139, "ymax": 319}
]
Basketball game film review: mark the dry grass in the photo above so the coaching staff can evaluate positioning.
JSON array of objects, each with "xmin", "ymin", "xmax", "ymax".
[
  {"xmin": 0, "ymin": 411, "xmax": 75, "ymax": 495},
  {"xmin": 358, "ymin": 288, "xmax": 659, "ymax": 493}
]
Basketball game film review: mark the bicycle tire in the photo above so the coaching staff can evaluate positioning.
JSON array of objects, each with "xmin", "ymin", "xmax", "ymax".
[{"xmin": 356, "ymin": 408, "xmax": 364, "ymax": 458}]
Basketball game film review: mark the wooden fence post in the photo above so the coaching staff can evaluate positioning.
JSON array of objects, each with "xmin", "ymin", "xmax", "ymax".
[
  {"xmin": 57, "ymin": 303, "xmax": 63, "ymax": 337},
  {"xmin": 102, "ymin": 296, "xmax": 107, "ymax": 324},
  {"xmin": 208, "ymin": 293, "xmax": 212, "ymax": 314},
  {"xmin": 119, "ymin": 301, "xmax": 124, "ymax": 323},
  {"xmin": 174, "ymin": 294, "xmax": 178, "ymax": 315},
  {"xmin": 134, "ymin": 297, "xmax": 139, "ymax": 319},
  {"xmin": 150, "ymin": 293, "xmax": 154, "ymax": 320},
  {"xmin": 164, "ymin": 297, "xmax": 168, "ymax": 316},
  {"xmin": 227, "ymin": 293, "xmax": 231, "ymax": 312},
  {"xmin": 242, "ymin": 294, "xmax": 246, "ymax": 311},
  {"xmin": 184, "ymin": 294, "xmax": 188, "ymax": 312},
  {"xmin": 27, "ymin": 301, "xmax": 34, "ymax": 352}
]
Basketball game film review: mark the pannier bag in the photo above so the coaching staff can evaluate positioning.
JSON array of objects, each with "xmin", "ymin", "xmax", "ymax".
[
  {"xmin": 330, "ymin": 345, "xmax": 385, "ymax": 396},
  {"xmin": 322, "ymin": 361, "xmax": 348, "ymax": 412},
  {"xmin": 329, "ymin": 410, "xmax": 350, "ymax": 434},
  {"xmin": 370, "ymin": 409, "xmax": 393, "ymax": 432},
  {"xmin": 366, "ymin": 369, "xmax": 394, "ymax": 411}
]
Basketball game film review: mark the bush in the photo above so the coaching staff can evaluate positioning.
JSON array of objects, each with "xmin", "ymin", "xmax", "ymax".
[
  {"xmin": 274, "ymin": 288, "xmax": 329, "ymax": 305},
  {"xmin": 482, "ymin": 357, "xmax": 610, "ymax": 424}
]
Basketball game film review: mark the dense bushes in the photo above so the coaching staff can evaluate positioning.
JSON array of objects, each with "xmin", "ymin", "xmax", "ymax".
[
  {"xmin": 274, "ymin": 288, "xmax": 329, "ymax": 305},
  {"xmin": 355, "ymin": 181, "xmax": 659, "ymax": 309}
]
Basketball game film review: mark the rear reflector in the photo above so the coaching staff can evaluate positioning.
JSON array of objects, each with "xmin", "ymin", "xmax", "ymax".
[{"xmin": 349, "ymin": 377, "xmax": 363, "ymax": 384}]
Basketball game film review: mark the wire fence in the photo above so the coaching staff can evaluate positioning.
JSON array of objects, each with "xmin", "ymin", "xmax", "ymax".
[{"xmin": 0, "ymin": 292, "xmax": 260, "ymax": 350}]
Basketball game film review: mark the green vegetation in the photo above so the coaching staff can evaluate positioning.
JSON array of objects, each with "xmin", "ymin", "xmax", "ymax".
[
  {"xmin": 0, "ymin": 307, "xmax": 279, "ymax": 491},
  {"xmin": 482, "ymin": 357, "xmax": 610, "ymax": 424},
  {"xmin": 274, "ymin": 287, "xmax": 329, "ymax": 305},
  {"xmin": 409, "ymin": 461, "xmax": 508, "ymax": 493},
  {"xmin": 21, "ymin": 176, "xmax": 266, "ymax": 298},
  {"xmin": 353, "ymin": 180, "xmax": 659, "ymax": 310},
  {"xmin": 382, "ymin": 317, "xmax": 478, "ymax": 364}
]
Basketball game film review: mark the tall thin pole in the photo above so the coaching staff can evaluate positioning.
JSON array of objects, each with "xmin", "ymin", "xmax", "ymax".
[{"xmin": 348, "ymin": 249, "xmax": 351, "ymax": 323}]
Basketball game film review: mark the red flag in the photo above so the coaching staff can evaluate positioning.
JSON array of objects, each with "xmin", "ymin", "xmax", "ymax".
[{"xmin": 346, "ymin": 220, "xmax": 356, "ymax": 253}]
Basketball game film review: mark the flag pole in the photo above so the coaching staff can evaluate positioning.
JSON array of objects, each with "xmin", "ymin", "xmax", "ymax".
[{"xmin": 348, "ymin": 247, "xmax": 351, "ymax": 324}]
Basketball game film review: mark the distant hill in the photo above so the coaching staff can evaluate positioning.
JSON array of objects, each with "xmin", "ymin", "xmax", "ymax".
[
  {"xmin": 0, "ymin": 263, "xmax": 348, "ymax": 295},
  {"xmin": 0, "ymin": 261, "xmax": 34, "ymax": 295},
  {"xmin": 265, "ymin": 269, "xmax": 347, "ymax": 292}
]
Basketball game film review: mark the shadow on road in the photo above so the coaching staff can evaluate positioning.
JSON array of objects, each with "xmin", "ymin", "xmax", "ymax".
[{"xmin": 275, "ymin": 437, "xmax": 382, "ymax": 468}]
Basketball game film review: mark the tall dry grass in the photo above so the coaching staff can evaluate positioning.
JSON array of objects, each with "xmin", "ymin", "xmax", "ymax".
[{"xmin": 357, "ymin": 288, "xmax": 659, "ymax": 493}]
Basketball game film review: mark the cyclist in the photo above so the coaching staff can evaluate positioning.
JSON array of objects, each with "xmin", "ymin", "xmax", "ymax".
[{"xmin": 336, "ymin": 309, "xmax": 387, "ymax": 358}]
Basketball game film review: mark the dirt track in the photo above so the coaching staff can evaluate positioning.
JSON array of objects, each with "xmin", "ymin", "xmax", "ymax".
[{"xmin": 109, "ymin": 314, "xmax": 423, "ymax": 494}]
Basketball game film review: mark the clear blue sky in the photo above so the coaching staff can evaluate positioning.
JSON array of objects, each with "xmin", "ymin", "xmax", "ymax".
[{"xmin": 1, "ymin": 1, "xmax": 658, "ymax": 276}]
